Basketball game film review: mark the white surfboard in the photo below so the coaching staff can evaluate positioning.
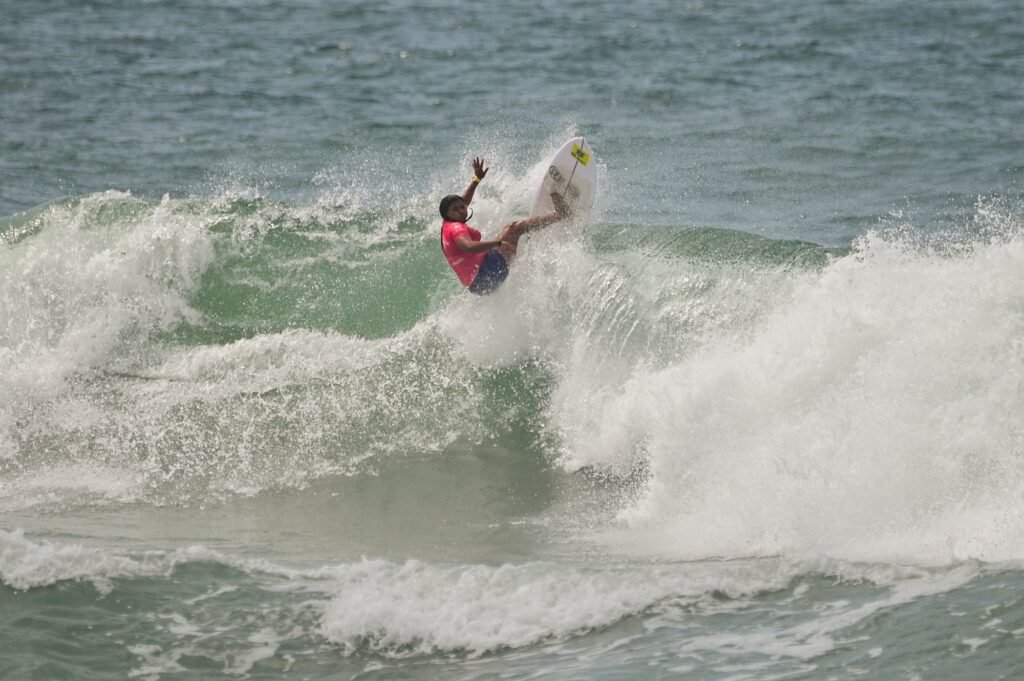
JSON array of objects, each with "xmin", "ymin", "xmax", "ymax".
[{"xmin": 530, "ymin": 137, "xmax": 597, "ymax": 217}]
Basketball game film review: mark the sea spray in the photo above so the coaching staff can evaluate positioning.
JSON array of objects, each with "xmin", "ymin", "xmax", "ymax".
[{"xmin": 584, "ymin": 218, "xmax": 1024, "ymax": 564}]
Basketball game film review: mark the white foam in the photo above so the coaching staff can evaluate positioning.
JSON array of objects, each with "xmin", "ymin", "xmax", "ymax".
[
  {"xmin": 0, "ymin": 529, "xmax": 313, "ymax": 594},
  {"xmin": 0, "ymin": 528, "xmax": 172, "ymax": 594},
  {"xmin": 318, "ymin": 557, "xmax": 847, "ymax": 658},
  {"xmin": 128, "ymin": 644, "xmax": 187, "ymax": 680},
  {"xmin": 0, "ymin": 193, "xmax": 213, "ymax": 399},
  {"xmin": 570, "ymin": 215, "xmax": 1024, "ymax": 564},
  {"xmin": 224, "ymin": 628, "xmax": 280, "ymax": 675}
]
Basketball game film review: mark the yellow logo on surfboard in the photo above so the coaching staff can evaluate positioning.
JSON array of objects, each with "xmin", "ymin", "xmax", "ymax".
[{"xmin": 570, "ymin": 144, "xmax": 590, "ymax": 166}]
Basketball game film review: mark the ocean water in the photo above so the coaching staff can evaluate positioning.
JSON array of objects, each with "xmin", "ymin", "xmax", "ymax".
[{"xmin": 3, "ymin": 1, "xmax": 1024, "ymax": 679}]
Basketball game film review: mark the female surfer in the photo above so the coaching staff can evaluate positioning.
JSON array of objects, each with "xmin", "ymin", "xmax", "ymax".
[{"xmin": 440, "ymin": 157, "xmax": 570, "ymax": 295}]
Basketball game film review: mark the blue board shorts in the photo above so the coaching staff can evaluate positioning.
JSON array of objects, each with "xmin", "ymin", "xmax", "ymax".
[{"xmin": 468, "ymin": 250, "xmax": 509, "ymax": 295}]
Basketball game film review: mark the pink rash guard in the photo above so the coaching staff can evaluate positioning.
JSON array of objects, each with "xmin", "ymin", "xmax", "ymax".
[{"xmin": 441, "ymin": 220, "xmax": 488, "ymax": 287}]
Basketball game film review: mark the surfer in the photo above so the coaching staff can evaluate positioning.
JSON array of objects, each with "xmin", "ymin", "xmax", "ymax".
[{"xmin": 440, "ymin": 157, "xmax": 570, "ymax": 295}]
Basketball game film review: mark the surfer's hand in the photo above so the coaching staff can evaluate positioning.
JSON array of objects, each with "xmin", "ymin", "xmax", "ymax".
[
  {"xmin": 472, "ymin": 157, "xmax": 488, "ymax": 181},
  {"xmin": 551, "ymin": 192, "xmax": 571, "ymax": 216}
]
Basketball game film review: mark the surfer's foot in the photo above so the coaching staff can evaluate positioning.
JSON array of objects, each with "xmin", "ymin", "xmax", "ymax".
[{"xmin": 551, "ymin": 192, "xmax": 571, "ymax": 216}]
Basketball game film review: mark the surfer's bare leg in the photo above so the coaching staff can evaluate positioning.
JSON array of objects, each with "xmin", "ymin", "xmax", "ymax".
[{"xmin": 495, "ymin": 193, "xmax": 570, "ymax": 262}]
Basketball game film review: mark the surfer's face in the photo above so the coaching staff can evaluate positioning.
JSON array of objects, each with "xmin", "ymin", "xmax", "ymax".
[{"xmin": 446, "ymin": 199, "xmax": 469, "ymax": 222}]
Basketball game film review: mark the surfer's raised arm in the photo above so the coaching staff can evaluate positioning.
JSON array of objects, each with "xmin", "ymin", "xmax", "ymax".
[{"xmin": 460, "ymin": 157, "xmax": 488, "ymax": 205}]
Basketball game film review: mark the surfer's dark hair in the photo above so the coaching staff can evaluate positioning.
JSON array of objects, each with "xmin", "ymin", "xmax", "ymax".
[{"xmin": 439, "ymin": 195, "xmax": 462, "ymax": 219}]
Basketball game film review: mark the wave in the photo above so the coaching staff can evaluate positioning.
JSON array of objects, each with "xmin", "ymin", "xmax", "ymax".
[
  {"xmin": 3, "ymin": 185, "xmax": 1024, "ymax": 565},
  {"xmin": 0, "ymin": 188, "xmax": 829, "ymax": 504},
  {"xmin": 0, "ymin": 529, "xmax": 983, "ymax": 660}
]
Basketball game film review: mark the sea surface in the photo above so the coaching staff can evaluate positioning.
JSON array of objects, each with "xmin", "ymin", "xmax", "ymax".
[{"xmin": 3, "ymin": 1, "xmax": 1024, "ymax": 679}]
